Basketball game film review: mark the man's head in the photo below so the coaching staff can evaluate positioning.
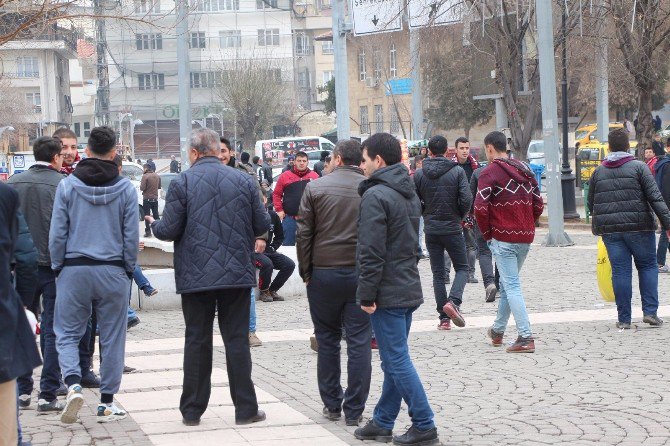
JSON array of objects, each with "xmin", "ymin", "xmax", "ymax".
[
  {"xmin": 361, "ymin": 133, "xmax": 401, "ymax": 177},
  {"xmin": 320, "ymin": 150, "xmax": 329, "ymax": 162},
  {"xmin": 608, "ymin": 128, "xmax": 630, "ymax": 153},
  {"xmin": 455, "ymin": 137, "xmax": 470, "ymax": 164},
  {"xmin": 287, "ymin": 155, "xmax": 295, "ymax": 166},
  {"xmin": 53, "ymin": 127, "xmax": 78, "ymax": 166},
  {"xmin": 171, "ymin": 155, "xmax": 176, "ymax": 160},
  {"xmin": 252, "ymin": 155, "xmax": 260, "ymax": 165},
  {"xmin": 188, "ymin": 128, "xmax": 220, "ymax": 165},
  {"xmin": 219, "ymin": 137, "xmax": 233, "ymax": 165},
  {"xmin": 240, "ymin": 151, "xmax": 250, "ymax": 164},
  {"xmin": 294, "ymin": 151, "xmax": 309, "ymax": 172},
  {"xmin": 483, "ymin": 131, "xmax": 508, "ymax": 162},
  {"xmin": 333, "ymin": 140, "xmax": 362, "ymax": 168},
  {"xmin": 645, "ymin": 147, "xmax": 655, "ymax": 161},
  {"xmin": 33, "ymin": 136, "xmax": 64, "ymax": 170},
  {"xmin": 323, "ymin": 155, "xmax": 334, "ymax": 175},
  {"xmin": 414, "ymin": 155, "xmax": 424, "ymax": 170},
  {"xmin": 428, "ymin": 135, "xmax": 448, "ymax": 156},
  {"xmin": 144, "ymin": 163, "xmax": 154, "ymax": 173},
  {"xmin": 113, "ymin": 154, "xmax": 123, "ymax": 174},
  {"xmin": 86, "ymin": 126, "xmax": 117, "ymax": 160}
]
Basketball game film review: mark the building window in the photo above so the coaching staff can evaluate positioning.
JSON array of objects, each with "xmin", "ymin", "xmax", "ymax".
[
  {"xmin": 190, "ymin": 32, "xmax": 206, "ymax": 49},
  {"xmin": 360, "ymin": 106, "xmax": 369, "ymax": 134},
  {"xmin": 390, "ymin": 105, "xmax": 400, "ymax": 133},
  {"xmin": 17, "ymin": 57, "xmax": 39, "ymax": 77},
  {"xmin": 358, "ymin": 51, "xmax": 366, "ymax": 81},
  {"xmin": 374, "ymin": 104, "xmax": 384, "ymax": 133},
  {"xmin": 258, "ymin": 28, "xmax": 280, "ymax": 46},
  {"xmin": 295, "ymin": 33, "xmax": 310, "ymax": 56},
  {"xmin": 389, "ymin": 43, "xmax": 397, "ymax": 78},
  {"xmin": 219, "ymin": 30, "xmax": 241, "ymax": 48},
  {"xmin": 74, "ymin": 122, "xmax": 81, "ymax": 137},
  {"xmin": 322, "ymin": 41, "xmax": 333, "ymax": 55},
  {"xmin": 25, "ymin": 92, "xmax": 41, "ymax": 112},
  {"xmin": 373, "ymin": 49, "xmax": 382, "ymax": 81},
  {"xmin": 138, "ymin": 73, "xmax": 165, "ymax": 90},
  {"xmin": 83, "ymin": 122, "xmax": 91, "ymax": 137},
  {"xmin": 322, "ymin": 70, "xmax": 334, "ymax": 85},
  {"xmin": 256, "ymin": 0, "xmax": 277, "ymax": 8},
  {"xmin": 136, "ymin": 33, "xmax": 162, "ymax": 50},
  {"xmin": 134, "ymin": 0, "xmax": 160, "ymax": 13},
  {"xmin": 268, "ymin": 69, "xmax": 282, "ymax": 84},
  {"xmin": 190, "ymin": 72, "xmax": 218, "ymax": 89},
  {"xmin": 298, "ymin": 69, "xmax": 310, "ymax": 88},
  {"xmin": 194, "ymin": 0, "xmax": 239, "ymax": 11},
  {"xmin": 316, "ymin": 0, "xmax": 331, "ymax": 8}
]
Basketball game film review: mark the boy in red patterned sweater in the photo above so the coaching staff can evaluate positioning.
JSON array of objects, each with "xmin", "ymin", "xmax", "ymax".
[{"xmin": 474, "ymin": 131, "xmax": 544, "ymax": 353}]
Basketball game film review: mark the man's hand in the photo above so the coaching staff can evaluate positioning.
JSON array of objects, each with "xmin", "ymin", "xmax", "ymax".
[
  {"xmin": 139, "ymin": 241, "xmax": 145, "ymax": 251},
  {"xmin": 277, "ymin": 211, "xmax": 285, "ymax": 221},
  {"xmin": 361, "ymin": 303, "xmax": 377, "ymax": 314},
  {"xmin": 255, "ymin": 239, "xmax": 266, "ymax": 253},
  {"xmin": 144, "ymin": 215, "xmax": 155, "ymax": 225}
]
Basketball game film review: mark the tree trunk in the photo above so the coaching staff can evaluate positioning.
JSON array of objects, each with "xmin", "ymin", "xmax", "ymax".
[
  {"xmin": 636, "ymin": 84, "xmax": 654, "ymax": 156},
  {"xmin": 464, "ymin": 125, "xmax": 471, "ymax": 139},
  {"xmin": 241, "ymin": 127, "xmax": 256, "ymax": 152}
]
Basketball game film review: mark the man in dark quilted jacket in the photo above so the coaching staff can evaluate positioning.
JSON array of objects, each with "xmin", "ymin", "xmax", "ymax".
[
  {"xmin": 147, "ymin": 128, "xmax": 270, "ymax": 427},
  {"xmin": 588, "ymin": 128, "xmax": 670, "ymax": 329}
]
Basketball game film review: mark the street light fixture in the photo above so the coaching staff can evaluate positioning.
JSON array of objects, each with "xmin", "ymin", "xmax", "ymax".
[
  {"xmin": 192, "ymin": 119, "xmax": 207, "ymax": 128},
  {"xmin": 207, "ymin": 113, "xmax": 224, "ymax": 136}
]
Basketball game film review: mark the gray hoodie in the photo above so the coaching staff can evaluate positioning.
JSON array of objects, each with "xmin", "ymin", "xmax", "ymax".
[{"xmin": 49, "ymin": 158, "xmax": 139, "ymax": 274}]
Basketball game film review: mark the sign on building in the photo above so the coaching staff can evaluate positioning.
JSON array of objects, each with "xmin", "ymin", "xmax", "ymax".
[
  {"xmin": 351, "ymin": 0, "xmax": 403, "ymax": 36},
  {"xmin": 408, "ymin": 0, "xmax": 463, "ymax": 28}
]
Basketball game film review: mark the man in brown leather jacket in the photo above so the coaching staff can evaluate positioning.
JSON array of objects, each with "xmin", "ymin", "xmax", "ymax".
[{"xmin": 296, "ymin": 139, "xmax": 371, "ymax": 427}]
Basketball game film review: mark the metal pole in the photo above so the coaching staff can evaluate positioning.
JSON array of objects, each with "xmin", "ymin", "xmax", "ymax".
[
  {"xmin": 176, "ymin": 0, "xmax": 192, "ymax": 169},
  {"xmin": 130, "ymin": 120, "xmax": 136, "ymax": 161},
  {"xmin": 332, "ymin": 0, "xmax": 350, "ymax": 140},
  {"xmin": 560, "ymin": 6, "xmax": 579, "ymax": 219},
  {"xmin": 536, "ymin": 0, "xmax": 573, "ymax": 247},
  {"xmin": 410, "ymin": 28, "xmax": 423, "ymax": 139},
  {"xmin": 495, "ymin": 97, "xmax": 508, "ymax": 130},
  {"xmin": 595, "ymin": 0, "xmax": 609, "ymax": 144}
]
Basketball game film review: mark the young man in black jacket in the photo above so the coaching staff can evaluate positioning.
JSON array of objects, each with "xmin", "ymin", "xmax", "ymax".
[{"xmin": 255, "ymin": 196, "xmax": 296, "ymax": 303}]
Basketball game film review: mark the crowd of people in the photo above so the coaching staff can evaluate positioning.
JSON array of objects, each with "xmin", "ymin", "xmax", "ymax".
[{"xmin": 1, "ymin": 123, "xmax": 668, "ymax": 446}]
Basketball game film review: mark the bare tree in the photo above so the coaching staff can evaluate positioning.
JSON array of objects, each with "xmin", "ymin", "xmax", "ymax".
[
  {"xmin": 213, "ymin": 58, "xmax": 291, "ymax": 149},
  {"xmin": 609, "ymin": 0, "xmax": 670, "ymax": 148}
]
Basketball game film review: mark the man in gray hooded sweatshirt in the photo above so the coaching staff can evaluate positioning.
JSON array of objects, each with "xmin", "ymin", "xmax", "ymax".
[{"xmin": 50, "ymin": 126, "xmax": 138, "ymax": 424}]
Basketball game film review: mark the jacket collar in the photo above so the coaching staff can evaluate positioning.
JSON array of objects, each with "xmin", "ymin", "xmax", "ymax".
[{"xmin": 332, "ymin": 165, "xmax": 364, "ymax": 175}]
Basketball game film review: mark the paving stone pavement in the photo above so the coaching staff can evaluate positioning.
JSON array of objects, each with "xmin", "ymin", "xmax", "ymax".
[{"xmin": 18, "ymin": 230, "xmax": 670, "ymax": 445}]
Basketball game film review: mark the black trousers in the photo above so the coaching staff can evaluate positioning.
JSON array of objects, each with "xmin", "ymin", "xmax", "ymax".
[
  {"xmin": 143, "ymin": 199, "xmax": 159, "ymax": 232},
  {"xmin": 180, "ymin": 288, "xmax": 258, "ymax": 422},
  {"xmin": 307, "ymin": 268, "xmax": 372, "ymax": 420},
  {"xmin": 254, "ymin": 251, "xmax": 295, "ymax": 292}
]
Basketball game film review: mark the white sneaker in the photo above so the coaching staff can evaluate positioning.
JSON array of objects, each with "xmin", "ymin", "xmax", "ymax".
[
  {"xmin": 60, "ymin": 384, "xmax": 84, "ymax": 424},
  {"xmin": 97, "ymin": 403, "xmax": 128, "ymax": 423},
  {"xmin": 659, "ymin": 265, "xmax": 670, "ymax": 273}
]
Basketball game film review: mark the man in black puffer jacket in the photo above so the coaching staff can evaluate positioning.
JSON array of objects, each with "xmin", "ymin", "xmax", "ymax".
[
  {"xmin": 588, "ymin": 128, "xmax": 670, "ymax": 329},
  {"xmin": 414, "ymin": 135, "xmax": 472, "ymax": 330}
]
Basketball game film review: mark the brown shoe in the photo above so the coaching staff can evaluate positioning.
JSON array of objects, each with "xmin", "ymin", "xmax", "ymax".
[
  {"xmin": 506, "ymin": 336, "xmax": 535, "ymax": 353},
  {"xmin": 442, "ymin": 301, "xmax": 465, "ymax": 327},
  {"xmin": 249, "ymin": 332, "xmax": 262, "ymax": 347},
  {"xmin": 309, "ymin": 335, "xmax": 318, "ymax": 352},
  {"xmin": 487, "ymin": 327, "xmax": 503, "ymax": 346},
  {"xmin": 437, "ymin": 319, "xmax": 451, "ymax": 330},
  {"xmin": 270, "ymin": 290, "xmax": 284, "ymax": 301},
  {"xmin": 259, "ymin": 290, "xmax": 273, "ymax": 302}
]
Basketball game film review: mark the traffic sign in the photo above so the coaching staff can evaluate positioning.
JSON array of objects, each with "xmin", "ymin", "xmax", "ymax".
[
  {"xmin": 408, "ymin": 0, "xmax": 463, "ymax": 28},
  {"xmin": 351, "ymin": 0, "xmax": 403, "ymax": 36}
]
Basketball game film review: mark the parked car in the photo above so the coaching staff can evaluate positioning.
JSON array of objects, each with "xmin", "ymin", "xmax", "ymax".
[
  {"xmin": 158, "ymin": 172, "xmax": 179, "ymax": 201},
  {"xmin": 658, "ymin": 123, "xmax": 670, "ymax": 139},
  {"xmin": 526, "ymin": 140, "xmax": 562, "ymax": 166},
  {"xmin": 121, "ymin": 161, "xmax": 165, "ymax": 220}
]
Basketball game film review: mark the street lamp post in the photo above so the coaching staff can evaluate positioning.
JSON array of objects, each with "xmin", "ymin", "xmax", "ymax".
[
  {"xmin": 560, "ymin": 6, "xmax": 580, "ymax": 220},
  {"xmin": 207, "ymin": 113, "xmax": 224, "ymax": 136},
  {"xmin": 0, "ymin": 126, "xmax": 15, "ymax": 177},
  {"xmin": 130, "ymin": 119, "xmax": 143, "ymax": 161}
]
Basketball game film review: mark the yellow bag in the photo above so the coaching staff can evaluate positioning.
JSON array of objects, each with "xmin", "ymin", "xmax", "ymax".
[{"xmin": 596, "ymin": 237, "xmax": 615, "ymax": 302}]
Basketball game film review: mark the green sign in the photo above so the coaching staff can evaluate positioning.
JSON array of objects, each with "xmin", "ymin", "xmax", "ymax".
[{"xmin": 162, "ymin": 104, "xmax": 226, "ymax": 120}]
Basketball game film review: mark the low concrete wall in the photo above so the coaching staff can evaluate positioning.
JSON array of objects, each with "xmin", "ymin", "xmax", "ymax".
[{"xmin": 131, "ymin": 242, "xmax": 305, "ymax": 310}]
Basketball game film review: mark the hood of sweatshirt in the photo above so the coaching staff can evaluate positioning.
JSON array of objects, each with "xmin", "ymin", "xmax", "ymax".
[
  {"xmin": 70, "ymin": 158, "xmax": 127, "ymax": 205},
  {"xmin": 492, "ymin": 158, "xmax": 536, "ymax": 183},
  {"xmin": 602, "ymin": 151, "xmax": 635, "ymax": 168},
  {"xmin": 422, "ymin": 156, "xmax": 459, "ymax": 179},
  {"xmin": 358, "ymin": 163, "xmax": 415, "ymax": 199}
]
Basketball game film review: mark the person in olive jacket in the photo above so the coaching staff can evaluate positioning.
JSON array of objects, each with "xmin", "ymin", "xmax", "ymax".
[{"xmin": 588, "ymin": 128, "xmax": 670, "ymax": 329}]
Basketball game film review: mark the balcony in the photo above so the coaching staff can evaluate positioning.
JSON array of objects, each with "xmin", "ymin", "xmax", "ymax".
[{"xmin": 0, "ymin": 18, "xmax": 78, "ymax": 58}]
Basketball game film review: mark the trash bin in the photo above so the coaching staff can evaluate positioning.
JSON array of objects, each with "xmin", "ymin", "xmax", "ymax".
[{"xmin": 530, "ymin": 164, "xmax": 545, "ymax": 191}]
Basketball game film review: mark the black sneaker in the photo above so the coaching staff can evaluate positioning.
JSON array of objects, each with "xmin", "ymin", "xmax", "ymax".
[
  {"xmin": 81, "ymin": 371, "xmax": 101, "ymax": 388},
  {"xmin": 354, "ymin": 420, "xmax": 393, "ymax": 442},
  {"xmin": 235, "ymin": 409, "xmax": 266, "ymax": 425},
  {"xmin": 616, "ymin": 321, "xmax": 631, "ymax": 330},
  {"xmin": 643, "ymin": 314, "xmax": 664, "ymax": 326},
  {"xmin": 322, "ymin": 407, "xmax": 341, "ymax": 421},
  {"xmin": 467, "ymin": 275, "xmax": 479, "ymax": 284},
  {"xmin": 346, "ymin": 416, "xmax": 363, "ymax": 426},
  {"xmin": 123, "ymin": 365, "xmax": 137, "ymax": 374},
  {"xmin": 18, "ymin": 394, "xmax": 31, "ymax": 409},
  {"xmin": 37, "ymin": 398, "xmax": 65, "ymax": 414},
  {"xmin": 127, "ymin": 316, "xmax": 141, "ymax": 330},
  {"xmin": 183, "ymin": 418, "xmax": 200, "ymax": 426},
  {"xmin": 392, "ymin": 425, "xmax": 439, "ymax": 445}
]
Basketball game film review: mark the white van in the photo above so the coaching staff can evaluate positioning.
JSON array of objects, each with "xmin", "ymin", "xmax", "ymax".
[{"xmin": 255, "ymin": 137, "xmax": 335, "ymax": 169}]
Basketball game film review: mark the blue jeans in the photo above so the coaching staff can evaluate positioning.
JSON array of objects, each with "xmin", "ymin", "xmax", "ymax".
[
  {"xmin": 489, "ymin": 240, "xmax": 532, "ymax": 338},
  {"xmin": 133, "ymin": 264, "xmax": 150, "ymax": 290},
  {"xmin": 37, "ymin": 266, "xmax": 60, "ymax": 401},
  {"xmin": 602, "ymin": 231, "xmax": 659, "ymax": 323},
  {"xmin": 657, "ymin": 230, "xmax": 670, "ymax": 266},
  {"xmin": 425, "ymin": 233, "xmax": 469, "ymax": 320},
  {"xmin": 370, "ymin": 307, "xmax": 434, "ymax": 431},
  {"xmin": 282, "ymin": 215, "xmax": 297, "ymax": 246},
  {"xmin": 249, "ymin": 289, "xmax": 257, "ymax": 332}
]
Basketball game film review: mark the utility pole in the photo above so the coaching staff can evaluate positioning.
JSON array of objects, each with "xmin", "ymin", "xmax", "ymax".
[
  {"xmin": 94, "ymin": 0, "xmax": 110, "ymax": 126},
  {"xmin": 560, "ymin": 5, "xmax": 579, "ymax": 219},
  {"xmin": 535, "ymin": 0, "xmax": 573, "ymax": 247},
  {"xmin": 176, "ymin": 0, "xmax": 192, "ymax": 169},
  {"xmin": 409, "ymin": 27, "xmax": 423, "ymax": 139},
  {"xmin": 595, "ymin": 0, "xmax": 609, "ymax": 144},
  {"xmin": 332, "ymin": 0, "xmax": 350, "ymax": 140}
]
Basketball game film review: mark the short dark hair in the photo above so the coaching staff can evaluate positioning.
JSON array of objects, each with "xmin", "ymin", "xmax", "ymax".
[
  {"xmin": 362, "ymin": 133, "xmax": 401, "ymax": 165},
  {"xmin": 88, "ymin": 126, "xmax": 117, "ymax": 155},
  {"xmin": 320, "ymin": 150, "xmax": 329, "ymax": 161},
  {"xmin": 113, "ymin": 154, "xmax": 123, "ymax": 168},
  {"xmin": 295, "ymin": 151, "xmax": 308, "ymax": 160},
  {"xmin": 220, "ymin": 137, "xmax": 232, "ymax": 150},
  {"xmin": 33, "ymin": 136, "xmax": 62, "ymax": 163},
  {"xmin": 144, "ymin": 163, "xmax": 153, "ymax": 171},
  {"xmin": 608, "ymin": 128, "xmax": 630, "ymax": 152},
  {"xmin": 52, "ymin": 127, "xmax": 77, "ymax": 140},
  {"xmin": 241, "ymin": 152, "xmax": 250, "ymax": 163},
  {"xmin": 428, "ymin": 135, "xmax": 448, "ymax": 155},
  {"xmin": 325, "ymin": 155, "xmax": 331, "ymax": 163},
  {"xmin": 455, "ymin": 137, "xmax": 469, "ymax": 147},
  {"xmin": 414, "ymin": 154, "xmax": 425, "ymax": 163},
  {"xmin": 333, "ymin": 139, "xmax": 362, "ymax": 166},
  {"xmin": 484, "ymin": 131, "xmax": 507, "ymax": 153},
  {"xmin": 252, "ymin": 155, "xmax": 260, "ymax": 164}
]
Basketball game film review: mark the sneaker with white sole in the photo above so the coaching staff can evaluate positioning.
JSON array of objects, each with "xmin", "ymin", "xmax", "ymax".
[
  {"xmin": 60, "ymin": 385, "xmax": 84, "ymax": 424},
  {"xmin": 18, "ymin": 394, "xmax": 31, "ymax": 409},
  {"xmin": 659, "ymin": 265, "xmax": 670, "ymax": 273},
  {"xmin": 37, "ymin": 398, "xmax": 65, "ymax": 414},
  {"xmin": 97, "ymin": 403, "xmax": 128, "ymax": 423}
]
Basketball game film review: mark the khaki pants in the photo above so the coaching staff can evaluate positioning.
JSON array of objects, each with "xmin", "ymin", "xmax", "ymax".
[{"xmin": 0, "ymin": 379, "xmax": 17, "ymax": 446}]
